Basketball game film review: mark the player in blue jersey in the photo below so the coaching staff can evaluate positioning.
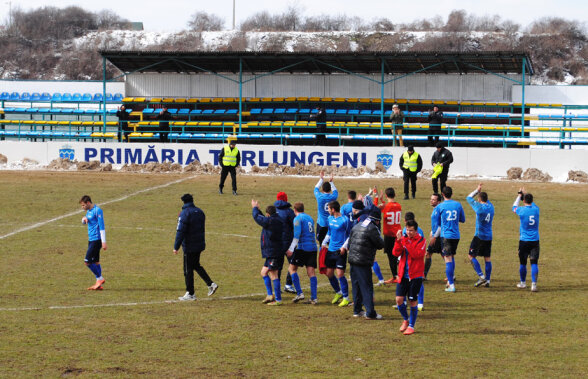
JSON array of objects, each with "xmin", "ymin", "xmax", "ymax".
[
  {"xmin": 321, "ymin": 200, "xmax": 352, "ymax": 307},
  {"xmin": 79, "ymin": 195, "xmax": 107, "ymax": 290},
  {"xmin": 513, "ymin": 187, "xmax": 540, "ymax": 292},
  {"xmin": 314, "ymin": 171, "xmax": 338, "ymax": 245},
  {"xmin": 286, "ymin": 202, "xmax": 318, "ymax": 304},
  {"xmin": 340, "ymin": 190, "xmax": 357, "ymax": 223},
  {"xmin": 430, "ymin": 186, "xmax": 465, "ymax": 293},
  {"xmin": 425, "ymin": 193, "xmax": 443, "ymax": 279},
  {"xmin": 466, "ymin": 183, "xmax": 495, "ymax": 288}
]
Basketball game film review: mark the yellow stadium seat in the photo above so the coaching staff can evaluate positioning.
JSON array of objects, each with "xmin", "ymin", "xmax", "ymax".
[
  {"xmin": 198, "ymin": 122, "xmax": 210, "ymax": 126},
  {"xmin": 141, "ymin": 133, "xmax": 154, "ymax": 137},
  {"xmin": 261, "ymin": 98, "xmax": 272, "ymax": 102},
  {"xmin": 359, "ymin": 98, "xmax": 370, "ymax": 103},
  {"xmin": 321, "ymin": 98, "xmax": 333, "ymax": 102},
  {"xmin": 133, "ymin": 97, "xmax": 146, "ymax": 102},
  {"xmin": 420, "ymin": 100, "xmax": 433, "ymax": 104},
  {"xmin": 122, "ymin": 97, "xmax": 134, "ymax": 102},
  {"xmin": 128, "ymin": 132, "xmax": 141, "ymax": 137},
  {"xmin": 211, "ymin": 122, "xmax": 223, "ymax": 126},
  {"xmin": 23, "ymin": 120, "xmax": 34, "ymax": 124},
  {"xmin": 90, "ymin": 132, "xmax": 103, "ymax": 137},
  {"xmin": 408, "ymin": 99, "xmax": 419, "ymax": 104},
  {"xmin": 199, "ymin": 98, "xmax": 211, "ymax": 103},
  {"xmin": 284, "ymin": 121, "xmax": 296, "ymax": 127},
  {"xmin": 445, "ymin": 100, "xmax": 459, "ymax": 105},
  {"xmin": 497, "ymin": 102, "xmax": 510, "ymax": 106},
  {"xmin": 138, "ymin": 121, "xmax": 150, "ymax": 126},
  {"xmin": 461, "ymin": 101, "xmax": 473, "ymax": 106},
  {"xmin": 150, "ymin": 98, "xmax": 162, "ymax": 103},
  {"xmin": 472, "ymin": 102, "xmax": 485, "ymax": 106},
  {"xmin": 296, "ymin": 97, "xmax": 308, "ymax": 101},
  {"xmin": 249, "ymin": 98, "xmax": 260, "ymax": 102},
  {"xmin": 174, "ymin": 98, "xmax": 186, "ymax": 103},
  {"xmin": 222, "ymin": 98, "xmax": 235, "ymax": 102},
  {"xmin": 285, "ymin": 97, "xmax": 296, "ymax": 102},
  {"xmin": 346, "ymin": 98, "xmax": 358, "ymax": 103},
  {"xmin": 173, "ymin": 122, "xmax": 186, "ymax": 126},
  {"xmin": 309, "ymin": 97, "xmax": 320, "ymax": 102},
  {"xmin": 103, "ymin": 132, "xmax": 117, "ymax": 138},
  {"xmin": 241, "ymin": 111, "xmax": 251, "ymax": 116},
  {"xmin": 186, "ymin": 122, "xmax": 199, "ymax": 126},
  {"xmin": 273, "ymin": 97, "xmax": 284, "ymax": 102},
  {"xmin": 247, "ymin": 122, "xmax": 259, "ymax": 127},
  {"xmin": 259, "ymin": 121, "xmax": 271, "ymax": 127},
  {"xmin": 187, "ymin": 98, "xmax": 199, "ymax": 103},
  {"xmin": 485, "ymin": 102, "xmax": 498, "ymax": 106},
  {"xmin": 162, "ymin": 98, "xmax": 174, "ymax": 103},
  {"xmin": 396, "ymin": 99, "xmax": 408, "ymax": 104},
  {"xmin": 211, "ymin": 98, "xmax": 223, "ymax": 103}
]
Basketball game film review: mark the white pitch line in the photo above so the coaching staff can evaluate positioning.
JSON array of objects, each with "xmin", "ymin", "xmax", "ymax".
[
  {"xmin": 0, "ymin": 175, "xmax": 197, "ymax": 241},
  {"xmin": 0, "ymin": 284, "xmax": 330, "ymax": 312}
]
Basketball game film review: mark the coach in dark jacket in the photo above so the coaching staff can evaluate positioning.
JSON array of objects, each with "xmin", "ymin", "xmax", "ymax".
[
  {"xmin": 252, "ymin": 200, "xmax": 286, "ymax": 305},
  {"xmin": 116, "ymin": 105, "xmax": 131, "ymax": 142},
  {"xmin": 427, "ymin": 105, "xmax": 444, "ymax": 146},
  {"xmin": 275, "ymin": 192, "xmax": 296, "ymax": 291},
  {"xmin": 431, "ymin": 142, "xmax": 454, "ymax": 194},
  {"xmin": 345, "ymin": 208, "xmax": 385, "ymax": 319},
  {"xmin": 157, "ymin": 105, "xmax": 172, "ymax": 143},
  {"xmin": 173, "ymin": 193, "xmax": 217, "ymax": 301}
]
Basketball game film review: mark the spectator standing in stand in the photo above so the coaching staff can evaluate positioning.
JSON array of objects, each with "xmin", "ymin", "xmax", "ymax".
[
  {"xmin": 157, "ymin": 105, "xmax": 172, "ymax": 143},
  {"xmin": 310, "ymin": 105, "xmax": 327, "ymax": 146},
  {"xmin": 427, "ymin": 105, "xmax": 444, "ymax": 146},
  {"xmin": 389, "ymin": 104, "xmax": 404, "ymax": 147}
]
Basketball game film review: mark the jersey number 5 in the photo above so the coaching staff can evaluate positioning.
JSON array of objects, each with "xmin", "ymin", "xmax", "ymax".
[{"xmin": 528, "ymin": 215, "xmax": 535, "ymax": 226}]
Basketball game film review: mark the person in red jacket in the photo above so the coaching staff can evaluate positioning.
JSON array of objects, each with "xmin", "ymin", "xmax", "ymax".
[{"xmin": 393, "ymin": 219, "xmax": 426, "ymax": 335}]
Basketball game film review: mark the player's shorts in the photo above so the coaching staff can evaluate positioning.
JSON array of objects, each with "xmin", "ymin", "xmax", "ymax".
[
  {"xmin": 84, "ymin": 240, "xmax": 102, "ymax": 264},
  {"xmin": 384, "ymin": 235, "xmax": 396, "ymax": 255},
  {"xmin": 325, "ymin": 250, "xmax": 347, "ymax": 270},
  {"xmin": 518, "ymin": 240, "xmax": 540, "ymax": 264},
  {"xmin": 469, "ymin": 236, "xmax": 492, "ymax": 258},
  {"xmin": 396, "ymin": 277, "xmax": 423, "ymax": 301},
  {"xmin": 291, "ymin": 249, "xmax": 317, "ymax": 268},
  {"xmin": 441, "ymin": 238, "xmax": 459, "ymax": 257},
  {"xmin": 316, "ymin": 225, "xmax": 329, "ymax": 245},
  {"xmin": 264, "ymin": 255, "xmax": 284, "ymax": 271},
  {"xmin": 427, "ymin": 236, "xmax": 442, "ymax": 254}
]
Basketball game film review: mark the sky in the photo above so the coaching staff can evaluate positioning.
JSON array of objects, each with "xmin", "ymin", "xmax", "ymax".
[{"xmin": 2, "ymin": 0, "xmax": 587, "ymax": 32}]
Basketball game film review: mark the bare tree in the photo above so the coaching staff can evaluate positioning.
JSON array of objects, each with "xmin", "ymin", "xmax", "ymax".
[{"xmin": 187, "ymin": 11, "xmax": 224, "ymax": 32}]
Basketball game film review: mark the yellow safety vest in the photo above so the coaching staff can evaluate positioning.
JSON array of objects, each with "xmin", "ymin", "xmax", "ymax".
[
  {"xmin": 402, "ymin": 151, "xmax": 419, "ymax": 172},
  {"xmin": 222, "ymin": 145, "xmax": 238, "ymax": 166}
]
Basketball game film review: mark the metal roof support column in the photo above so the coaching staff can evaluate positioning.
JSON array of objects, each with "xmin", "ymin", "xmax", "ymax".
[
  {"xmin": 102, "ymin": 56, "xmax": 107, "ymax": 134},
  {"xmin": 521, "ymin": 57, "xmax": 526, "ymax": 137},
  {"xmin": 380, "ymin": 58, "xmax": 385, "ymax": 135},
  {"xmin": 239, "ymin": 58, "xmax": 243, "ymax": 134}
]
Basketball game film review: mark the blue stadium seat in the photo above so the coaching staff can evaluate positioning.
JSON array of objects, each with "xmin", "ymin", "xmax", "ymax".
[
  {"xmin": 105, "ymin": 93, "xmax": 113, "ymax": 102},
  {"xmin": 178, "ymin": 108, "xmax": 190, "ymax": 115},
  {"xmin": 38, "ymin": 108, "xmax": 52, "ymax": 113},
  {"xmin": 61, "ymin": 93, "xmax": 72, "ymax": 102},
  {"xmin": 213, "ymin": 109, "xmax": 226, "ymax": 115},
  {"xmin": 113, "ymin": 93, "xmax": 123, "ymax": 102},
  {"xmin": 360, "ymin": 110, "xmax": 372, "ymax": 116},
  {"xmin": 41, "ymin": 92, "xmax": 51, "ymax": 101},
  {"xmin": 20, "ymin": 92, "xmax": 32, "ymax": 101},
  {"xmin": 190, "ymin": 109, "xmax": 202, "ymax": 115},
  {"xmin": 274, "ymin": 108, "xmax": 286, "ymax": 114},
  {"xmin": 72, "ymin": 93, "xmax": 82, "ymax": 102},
  {"xmin": 384, "ymin": 110, "xmax": 392, "ymax": 116},
  {"xmin": 286, "ymin": 108, "xmax": 298, "ymax": 114},
  {"xmin": 3, "ymin": 107, "xmax": 15, "ymax": 112},
  {"xmin": 348, "ymin": 109, "xmax": 359, "ymax": 115},
  {"xmin": 142, "ymin": 109, "xmax": 155, "ymax": 115},
  {"xmin": 93, "ymin": 93, "xmax": 103, "ymax": 102},
  {"xmin": 81, "ymin": 93, "xmax": 92, "ymax": 102},
  {"xmin": 0, "ymin": 92, "xmax": 9, "ymax": 101},
  {"xmin": 202, "ymin": 109, "xmax": 214, "ymax": 115},
  {"xmin": 335, "ymin": 109, "xmax": 347, "ymax": 115},
  {"xmin": 107, "ymin": 109, "xmax": 117, "ymax": 115},
  {"xmin": 372, "ymin": 110, "xmax": 382, "ymax": 116},
  {"xmin": 250, "ymin": 108, "xmax": 262, "ymax": 115},
  {"xmin": 49, "ymin": 108, "xmax": 62, "ymax": 114},
  {"xmin": 31, "ymin": 93, "xmax": 41, "ymax": 101},
  {"xmin": 84, "ymin": 109, "xmax": 97, "ymax": 114},
  {"xmin": 298, "ymin": 108, "xmax": 311, "ymax": 114},
  {"xmin": 73, "ymin": 109, "xmax": 85, "ymax": 115},
  {"xmin": 167, "ymin": 109, "xmax": 178, "ymax": 115},
  {"xmin": 326, "ymin": 109, "xmax": 335, "ymax": 114},
  {"xmin": 51, "ymin": 93, "xmax": 62, "ymax": 102},
  {"xmin": 225, "ymin": 109, "xmax": 238, "ymax": 115},
  {"xmin": 15, "ymin": 107, "xmax": 28, "ymax": 112},
  {"xmin": 262, "ymin": 109, "xmax": 274, "ymax": 115},
  {"xmin": 9, "ymin": 92, "xmax": 20, "ymax": 101},
  {"xmin": 25, "ymin": 108, "xmax": 39, "ymax": 113}
]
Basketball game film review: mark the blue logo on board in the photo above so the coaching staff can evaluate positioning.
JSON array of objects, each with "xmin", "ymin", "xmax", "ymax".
[
  {"xmin": 59, "ymin": 145, "xmax": 75, "ymax": 160},
  {"xmin": 376, "ymin": 151, "xmax": 393, "ymax": 170}
]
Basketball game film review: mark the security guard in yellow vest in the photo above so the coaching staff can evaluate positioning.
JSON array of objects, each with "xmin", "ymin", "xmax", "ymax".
[
  {"xmin": 218, "ymin": 139, "xmax": 241, "ymax": 195},
  {"xmin": 399, "ymin": 145, "xmax": 423, "ymax": 200}
]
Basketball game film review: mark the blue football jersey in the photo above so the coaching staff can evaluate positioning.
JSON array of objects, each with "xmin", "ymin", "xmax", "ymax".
[
  {"xmin": 340, "ymin": 202, "xmax": 354, "ymax": 223},
  {"xmin": 325, "ymin": 215, "xmax": 350, "ymax": 251},
  {"xmin": 436, "ymin": 199, "xmax": 465, "ymax": 239},
  {"xmin": 430, "ymin": 204, "xmax": 441, "ymax": 235},
  {"xmin": 467, "ymin": 197, "xmax": 494, "ymax": 240},
  {"xmin": 314, "ymin": 186, "xmax": 339, "ymax": 227},
  {"xmin": 402, "ymin": 226, "xmax": 425, "ymax": 238},
  {"xmin": 85, "ymin": 205, "xmax": 105, "ymax": 242},
  {"xmin": 293, "ymin": 213, "xmax": 317, "ymax": 252},
  {"xmin": 513, "ymin": 203, "xmax": 540, "ymax": 241}
]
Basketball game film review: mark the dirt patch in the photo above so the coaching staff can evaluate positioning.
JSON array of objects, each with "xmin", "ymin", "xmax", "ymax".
[
  {"xmin": 244, "ymin": 163, "xmax": 385, "ymax": 177},
  {"xmin": 0, "ymin": 153, "xmax": 7, "ymax": 164},
  {"xmin": 47, "ymin": 158, "xmax": 77, "ymax": 170},
  {"xmin": 568, "ymin": 170, "xmax": 588, "ymax": 183},
  {"xmin": 183, "ymin": 161, "xmax": 220, "ymax": 174},
  {"xmin": 22, "ymin": 158, "xmax": 39, "ymax": 166},
  {"xmin": 507, "ymin": 167, "xmax": 523, "ymax": 180},
  {"xmin": 76, "ymin": 160, "xmax": 102, "ymax": 170},
  {"xmin": 522, "ymin": 168, "xmax": 552, "ymax": 182}
]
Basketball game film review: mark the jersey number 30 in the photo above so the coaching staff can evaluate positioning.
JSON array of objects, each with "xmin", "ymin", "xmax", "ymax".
[{"xmin": 386, "ymin": 211, "xmax": 402, "ymax": 225}]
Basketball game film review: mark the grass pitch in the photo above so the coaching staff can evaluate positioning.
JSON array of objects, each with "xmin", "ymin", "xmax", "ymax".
[{"xmin": 0, "ymin": 171, "xmax": 586, "ymax": 377}]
